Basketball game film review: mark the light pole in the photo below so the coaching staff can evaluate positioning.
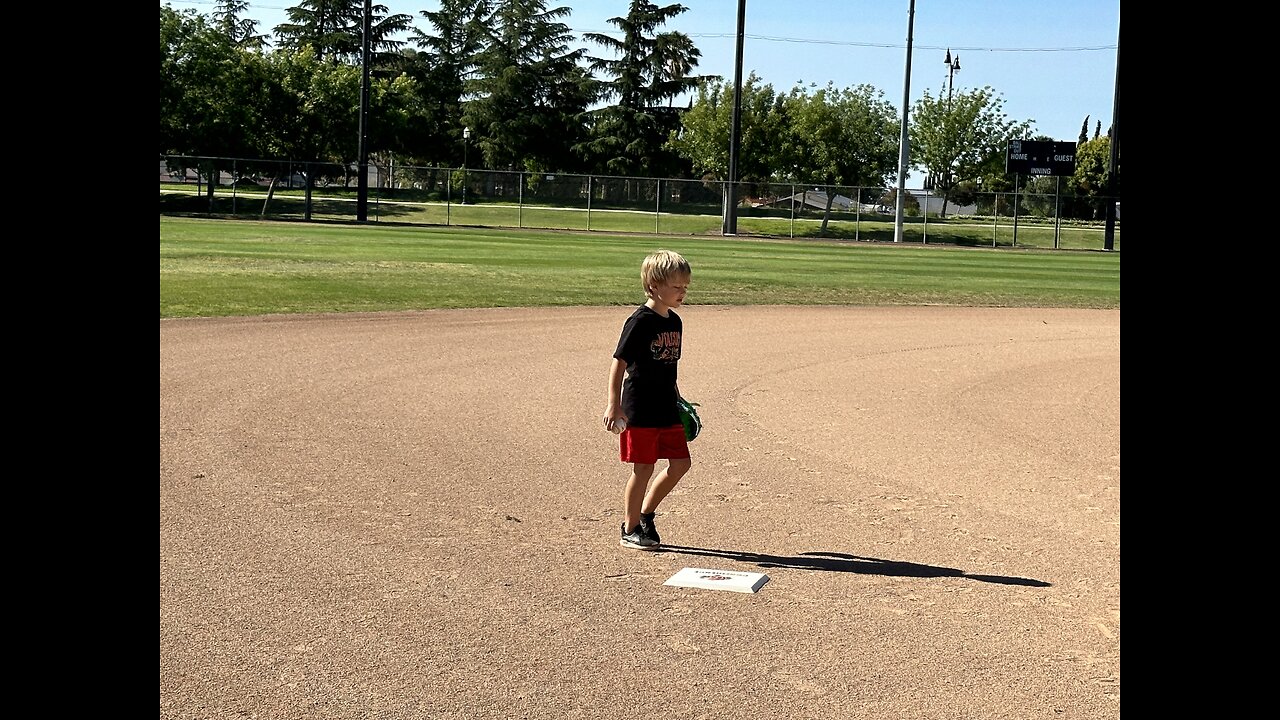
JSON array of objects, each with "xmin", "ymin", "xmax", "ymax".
[
  {"xmin": 942, "ymin": 49, "xmax": 961, "ymax": 191},
  {"xmin": 462, "ymin": 127, "xmax": 470, "ymax": 205},
  {"xmin": 944, "ymin": 49, "xmax": 960, "ymax": 106}
]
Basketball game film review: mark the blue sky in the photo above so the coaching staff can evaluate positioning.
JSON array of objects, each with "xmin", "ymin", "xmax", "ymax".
[{"xmin": 164, "ymin": 1, "xmax": 1120, "ymax": 159}]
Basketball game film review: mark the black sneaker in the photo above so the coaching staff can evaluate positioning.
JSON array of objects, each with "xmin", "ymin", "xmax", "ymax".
[
  {"xmin": 620, "ymin": 522, "xmax": 658, "ymax": 550},
  {"xmin": 639, "ymin": 511, "xmax": 661, "ymax": 546}
]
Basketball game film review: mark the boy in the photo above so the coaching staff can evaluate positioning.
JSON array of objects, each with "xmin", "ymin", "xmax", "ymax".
[{"xmin": 603, "ymin": 250, "xmax": 693, "ymax": 550}]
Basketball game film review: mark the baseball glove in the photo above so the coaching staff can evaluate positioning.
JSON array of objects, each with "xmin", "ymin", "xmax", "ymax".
[{"xmin": 676, "ymin": 397, "xmax": 702, "ymax": 442}]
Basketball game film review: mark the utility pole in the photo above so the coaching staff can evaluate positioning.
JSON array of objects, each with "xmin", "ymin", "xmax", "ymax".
[
  {"xmin": 893, "ymin": 0, "xmax": 916, "ymax": 244},
  {"xmin": 1103, "ymin": 16, "xmax": 1120, "ymax": 251},
  {"xmin": 356, "ymin": 0, "xmax": 371, "ymax": 221},
  {"xmin": 722, "ymin": 0, "xmax": 747, "ymax": 235}
]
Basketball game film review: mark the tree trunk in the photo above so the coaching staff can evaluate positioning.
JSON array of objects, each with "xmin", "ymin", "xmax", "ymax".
[
  {"xmin": 819, "ymin": 189, "xmax": 834, "ymax": 237},
  {"xmin": 261, "ymin": 177, "xmax": 278, "ymax": 218}
]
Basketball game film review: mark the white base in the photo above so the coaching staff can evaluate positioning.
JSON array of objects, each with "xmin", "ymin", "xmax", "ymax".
[{"xmin": 663, "ymin": 567, "xmax": 769, "ymax": 594}]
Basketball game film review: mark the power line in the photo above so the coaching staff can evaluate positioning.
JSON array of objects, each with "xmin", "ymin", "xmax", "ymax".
[
  {"xmin": 637, "ymin": 32, "xmax": 1115, "ymax": 53},
  {"xmin": 161, "ymin": 2, "xmax": 1115, "ymax": 53}
]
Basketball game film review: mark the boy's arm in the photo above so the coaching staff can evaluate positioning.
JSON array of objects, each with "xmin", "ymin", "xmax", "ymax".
[{"xmin": 603, "ymin": 357, "xmax": 627, "ymax": 430}]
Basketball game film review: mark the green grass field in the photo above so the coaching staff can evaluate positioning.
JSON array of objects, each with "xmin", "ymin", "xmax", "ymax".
[{"xmin": 159, "ymin": 215, "xmax": 1120, "ymax": 318}]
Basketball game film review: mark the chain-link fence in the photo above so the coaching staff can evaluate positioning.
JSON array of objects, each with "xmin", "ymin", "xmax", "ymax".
[{"xmin": 160, "ymin": 155, "xmax": 1119, "ymax": 251}]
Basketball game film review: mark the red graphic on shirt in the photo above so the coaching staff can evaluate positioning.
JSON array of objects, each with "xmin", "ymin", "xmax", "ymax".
[{"xmin": 650, "ymin": 331, "xmax": 681, "ymax": 362}]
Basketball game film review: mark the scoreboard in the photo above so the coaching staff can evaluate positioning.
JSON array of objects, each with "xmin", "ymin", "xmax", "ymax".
[{"xmin": 1006, "ymin": 140, "xmax": 1076, "ymax": 176}]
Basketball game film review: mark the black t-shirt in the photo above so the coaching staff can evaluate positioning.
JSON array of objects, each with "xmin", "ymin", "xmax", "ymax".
[{"xmin": 613, "ymin": 305, "xmax": 683, "ymax": 427}]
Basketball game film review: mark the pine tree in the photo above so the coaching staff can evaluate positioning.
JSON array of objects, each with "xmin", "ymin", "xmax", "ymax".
[
  {"xmin": 580, "ymin": 1, "xmax": 713, "ymax": 176},
  {"xmin": 212, "ymin": 0, "xmax": 268, "ymax": 49},
  {"xmin": 274, "ymin": 0, "xmax": 412, "ymax": 66},
  {"xmin": 465, "ymin": 0, "xmax": 596, "ymax": 172}
]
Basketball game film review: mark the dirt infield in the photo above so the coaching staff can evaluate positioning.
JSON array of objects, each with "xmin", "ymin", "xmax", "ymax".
[{"xmin": 160, "ymin": 305, "xmax": 1120, "ymax": 720}]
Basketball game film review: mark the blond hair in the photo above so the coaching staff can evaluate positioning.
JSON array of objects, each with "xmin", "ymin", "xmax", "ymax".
[{"xmin": 641, "ymin": 249, "xmax": 691, "ymax": 298}]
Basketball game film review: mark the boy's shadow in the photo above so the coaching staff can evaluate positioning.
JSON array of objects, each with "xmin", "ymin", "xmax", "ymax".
[{"xmin": 658, "ymin": 545, "xmax": 1049, "ymax": 587}]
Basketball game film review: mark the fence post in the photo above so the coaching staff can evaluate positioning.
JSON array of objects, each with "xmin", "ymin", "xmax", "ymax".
[
  {"xmin": 992, "ymin": 194, "xmax": 998, "ymax": 248},
  {"xmin": 922, "ymin": 187, "xmax": 929, "ymax": 245},
  {"xmin": 855, "ymin": 185, "xmax": 861, "ymax": 242},
  {"xmin": 519, "ymin": 171, "xmax": 524, "ymax": 229},
  {"xmin": 587, "ymin": 176, "xmax": 593, "ymax": 231},
  {"xmin": 789, "ymin": 183, "xmax": 796, "ymax": 239},
  {"xmin": 655, "ymin": 179, "xmax": 661, "ymax": 233},
  {"xmin": 1053, "ymin": 176, "xmax": 1062, "ymax": 249},
  {"xmin": 1012, "ymin": 173, "xmax": 1020, "ymax": 246},
  {"xmin": 304, "ymin": 161, "xmax": 313, "ymax": 221}
]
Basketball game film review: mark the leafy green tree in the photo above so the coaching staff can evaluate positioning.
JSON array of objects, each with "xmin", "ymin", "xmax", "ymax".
[
  {"xmin": 365, "ymin": 72, "xmax": 426, "ymax": 174},
  {"xmin": 779, "ymin": 82, "xmax": 899, "ymax": 233},
  {"xmin": 668, "ymin": 73, "xmax": 787, "ymax": 184},
  {"xmin": 274, "ymin": 0, "xmax": 413, "ymax": 67},
  {"xmin": 261, "ymin": 46, "xmax": 364, "ymax": 171},
  {"xmin": 673, "ymin": 74, "xmax": 898, "ymax": 232},
  {"xmin": 782, "ymin": 83, "xmax": 898, "ymax": 187},
  {"xmin": 465, "ymin": 0, "xmax": 595, "ymax": 173},
  {"xmin": 1070, "ymin": 135, "xmax": 1113, "ymax": 219},
  {"xmin": 580, "ymin": 1, "xmax": 712, "ymax": 177},
  {"xmin": 909, "ymin": 85, "xmax": 1033, "ymax": 217},
  {"xmin": 160, "ymin": 4, "xmax": 269, "ymax": 206},
  {"xmin": 160, "ymin": 4, "xmax": 200, "ymax": 156},
  {"xmin": 303, "ymin": 57, "xmax": 363, "ymax": 184}
]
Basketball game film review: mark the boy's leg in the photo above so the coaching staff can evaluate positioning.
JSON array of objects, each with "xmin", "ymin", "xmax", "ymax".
[
  {"xmin": 624, "ymin": 463, "xmax": 656, "ymax": 531},
  {"xmin": 642, "ymin": 457, "xmax": 691, "ymax": 514}
]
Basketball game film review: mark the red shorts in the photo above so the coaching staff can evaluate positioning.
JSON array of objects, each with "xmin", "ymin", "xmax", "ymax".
[{"xmin": 619, "ymin": 424, "xmax": 691, "ymax": 464}]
